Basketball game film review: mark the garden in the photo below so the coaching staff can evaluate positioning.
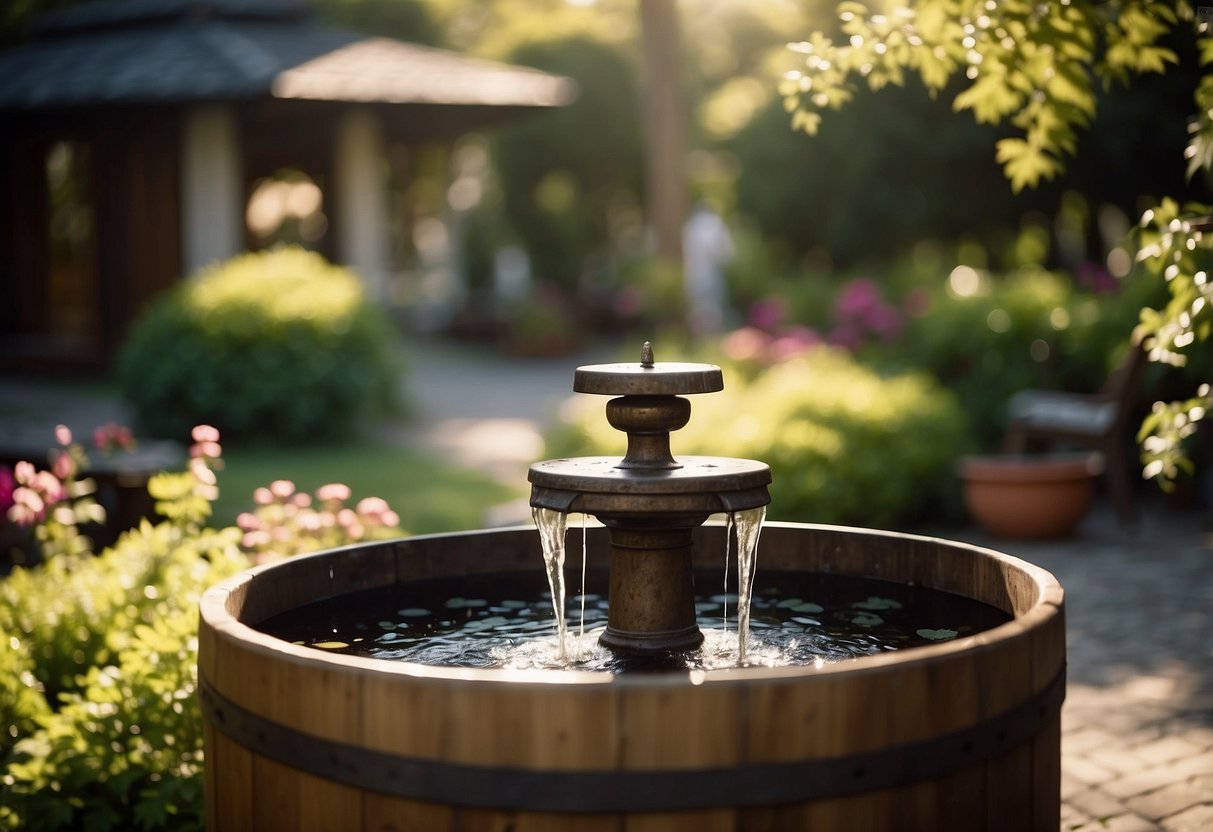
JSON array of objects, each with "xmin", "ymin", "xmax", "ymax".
[{"xmin": 3, "ymin": 0, "xmax": 1213, "ymax": 829}]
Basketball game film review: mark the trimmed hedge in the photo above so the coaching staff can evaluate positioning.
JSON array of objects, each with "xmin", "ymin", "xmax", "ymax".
[{"xmin": 116, "ymin": 247, "xmax": 398, "ymax": 443}]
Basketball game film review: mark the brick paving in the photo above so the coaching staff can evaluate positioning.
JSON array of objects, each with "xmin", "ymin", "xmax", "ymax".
[{"xmin": 952, "ymin": 500, "xmax": 1213, "ymax": 831}]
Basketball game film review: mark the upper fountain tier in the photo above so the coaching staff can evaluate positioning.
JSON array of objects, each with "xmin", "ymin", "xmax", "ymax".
[{"xmin": 528, "ymin": 342, "xmax": 771, "ymax": 519}]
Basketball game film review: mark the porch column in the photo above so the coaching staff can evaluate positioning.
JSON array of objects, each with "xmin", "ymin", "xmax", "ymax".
[
  {"xmin": 334, "ymin": 108, "xmax": 390, "ymax": 302},
  {"xmin": 180, "ymin": 104, "xmax": 243, "ymax": 276}
]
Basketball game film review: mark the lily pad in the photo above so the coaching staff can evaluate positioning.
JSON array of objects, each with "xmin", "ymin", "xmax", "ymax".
[
  {"xmin": 398, "ymin": 608, "xmax": 430, "ymax": 617},
  {"xmin": 852, "ymin": 596, "xmax": 902, "ymax": 611},
  {"xmin": 849, "ymin": 612, "xmax": 884, "ymax": 627},
  {"xmin": 916, "ymin": 628, "xmax": 958, "ymax": 641},
  {"xmin": 312, "ymin": 641, "xmax": 349, "ymax": 649}
]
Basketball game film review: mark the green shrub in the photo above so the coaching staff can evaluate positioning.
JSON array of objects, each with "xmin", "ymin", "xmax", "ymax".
[
  {"xmin": 116, "ymin": 247, "xmax": 399, "ymax": 443},
  {"xmin": 888, "ymin": 267, "xmax": 1163, "ymax": 449},
  {"xmin": 0, "ymin": 523, "xmax": 246, "ymax": 831},
  {"xmin": 549, "ymin": 348, "xmax": 971, "ymax": 528}
]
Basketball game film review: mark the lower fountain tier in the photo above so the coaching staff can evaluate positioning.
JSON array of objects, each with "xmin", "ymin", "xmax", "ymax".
[
  {"xmin": 528, "ymin": 455, "xmax": 771, "ymax": 516},
  {"xmin": 529, "ymin": 455, "xmax": 770, "ymax": 655}
]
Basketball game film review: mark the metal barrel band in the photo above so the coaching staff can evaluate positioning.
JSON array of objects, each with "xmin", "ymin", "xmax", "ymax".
[{"xmin": 200, "ymin": 666, "xmax": 1065, "ymax": 813}]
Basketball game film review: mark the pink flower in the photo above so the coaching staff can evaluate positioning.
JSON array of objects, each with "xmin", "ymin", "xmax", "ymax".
[
  {"xmin": 253, "ymin": 487, "xmax": 274, "ymax": 506},
  {"xmin": 54, "ymin": 424, "xmax": 72, "ymax": 447},
  {"xmin": 720, "ymin": 327, "xmax": 772, "ymax": 363},
  {"xmin": 770, "ymin": 327, "xmax": 823, "ymax": 362},
  {"xmin": 93, "ymin": 421, "xmax": 137, "ymax": 454},
  {"xmin": 13, "ymin": 461, "xmax": 35, "ymax": 484},
  {"xmin": 51, "ymin": 450, "xmax": 76, "ymax": 482},
  {"xmin": 190, "ymin": 457, "xmax": 217, "ymax": 486},
  {"xmin": 9, "ymin": 487, "xmax": 45, "ymax": 526},
  {"xmin": 236, "ymin": 512, "xmax": 261, "ymax": 531},
  {"xmin": 191, "ymin": 425, "xmax": 221, "ymax": 443},
  {"xmin": 190, "ymin": 441, "xmax": 222, "ymax": 460},
  {"xmin": 8, "ymin": 501, "xmax": 39, "ymax": 527},
  {"xmin": 31, "ymin": 471, "xmax": 64, "ymax": 505},
  {"xmin": 355, "ymin": 496, "xmax": 389, "ymax": 517},
  {"xmin": 269, "ymin": 480, "xmax": 296, "ymax": 500},
  {"xmin": 316, "ymin": 483, "xmax": 351, "ymax": 503},
  {"xmin": 291, "ymin": 492, "xmax": 312, "ymax": 508}
]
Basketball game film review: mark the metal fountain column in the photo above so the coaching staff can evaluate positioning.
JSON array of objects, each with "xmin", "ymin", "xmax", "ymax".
[{"xmin": 528, "ymin": 343, "xmax": 771, "ymax": 654}]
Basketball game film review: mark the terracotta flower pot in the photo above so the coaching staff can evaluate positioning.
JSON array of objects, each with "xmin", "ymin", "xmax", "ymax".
[{"xmin": 957, "ymin": 453, "xmax": 1104, "ymax": 539}]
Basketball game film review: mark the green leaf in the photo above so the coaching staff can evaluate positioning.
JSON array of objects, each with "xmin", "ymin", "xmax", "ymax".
[
  {"xmin": 954, "ymin": 73, "xmax": 1024, "ymax": 123},
  {"xmin": 995, "ymin": 137, "xmax": 1063, "ymax": 192}
]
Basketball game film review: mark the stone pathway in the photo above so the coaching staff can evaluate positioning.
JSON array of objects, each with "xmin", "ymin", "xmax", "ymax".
[{"xmin": 951, "ymin": 502, "xmax": 1213, "ymax": 831}]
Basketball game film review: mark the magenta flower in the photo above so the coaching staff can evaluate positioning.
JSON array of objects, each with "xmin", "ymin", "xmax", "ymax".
[
  {"xmin": 833, "ymin": 278, "xmax": 883, "ymax": 319},
  {"xmin": 0, "ymin": 466, "xmax": 14, "ymax": 513},
  {"xmin": 747, "ymin": 298, "xmax": 788, "ymax": 332}
]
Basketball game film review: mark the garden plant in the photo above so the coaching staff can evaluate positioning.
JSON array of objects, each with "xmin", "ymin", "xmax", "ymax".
[
  {"xmin": 116, "ymin": 246, "xmax": 398, "ymax": 443},
  {"xmin": 0, "ymin": 425, "xmax": 404, "ymax": 830}
]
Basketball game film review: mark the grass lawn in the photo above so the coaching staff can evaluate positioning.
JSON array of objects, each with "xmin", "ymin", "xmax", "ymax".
[{"xmin": 212, "ymin": 439, "xmax": 522, "ymax": 535}]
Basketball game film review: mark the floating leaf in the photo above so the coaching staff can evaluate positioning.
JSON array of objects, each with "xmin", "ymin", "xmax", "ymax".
[
  {"xmin": 853, "ymin": 596, "xmax": 902, "ymax": 611},
  {"xmin": 916, "ymin": 628, "xmax": 958, "ymax": 641},
  {"xmin": 850, "ymin": 612, "xmax": 884, "ymax": 627},
  {"xmin": 312, "ymin": 641, "xmax": 348, "ymax": 649},
  {"xmin": 398, "ymin": 608, "xmax": 430, "ymax": 617}
]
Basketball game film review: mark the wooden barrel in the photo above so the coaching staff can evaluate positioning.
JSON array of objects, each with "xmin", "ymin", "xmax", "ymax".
[{"xmin": 199, "ymin": 522, "xmax": 1065, "ymax": 831}]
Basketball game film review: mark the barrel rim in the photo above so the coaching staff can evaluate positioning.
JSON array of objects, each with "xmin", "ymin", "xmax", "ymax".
[{"xmin": 199, "ymin": 521, "xmax": 1063, "ymax": 689}]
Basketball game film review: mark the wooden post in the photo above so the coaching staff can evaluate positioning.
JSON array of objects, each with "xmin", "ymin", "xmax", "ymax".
[{"xmin": 639, "ymin": 0, "xmax": 686, "ymax": 267}]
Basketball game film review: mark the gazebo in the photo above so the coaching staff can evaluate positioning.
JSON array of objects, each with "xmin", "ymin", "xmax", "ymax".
[{"xmin": 0, "ymin": 0, "xmax": 573, "ymax": 371}]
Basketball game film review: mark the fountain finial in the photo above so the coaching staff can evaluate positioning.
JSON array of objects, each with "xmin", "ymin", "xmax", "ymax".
[{"xmin": 640, "ymin": 341, "xmax": 654, "ymax": 368}]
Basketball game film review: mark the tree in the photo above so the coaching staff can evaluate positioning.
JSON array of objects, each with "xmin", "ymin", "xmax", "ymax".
[{"xmin": 784, "ymin": 0, "xmax": 1212, "ymax": 489}]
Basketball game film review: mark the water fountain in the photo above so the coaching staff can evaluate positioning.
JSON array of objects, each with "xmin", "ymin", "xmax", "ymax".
[
  {"xmin": 198, "ymin": 345, "xmax": 1066, "ymax": 831},
  {"xmin": 528, "ymin": 342, "xmax": 770, "ymax": 657}
]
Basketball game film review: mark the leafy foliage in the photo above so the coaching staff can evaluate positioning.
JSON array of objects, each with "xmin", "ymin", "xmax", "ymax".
[
  {"xmin": 783, "ymin": 0, "xmax": 1187, "ymax": 192},
  {"xmin": 1132, "ymin": 200, "xmax": 1213, "ymax": 485},
  {"xmin": 784, "ymin": 0, "xmax": 1213, "ymax": 486},
  {"xmin": 116, "ymin": 247, "xmax": 398, "ymax": 443}
]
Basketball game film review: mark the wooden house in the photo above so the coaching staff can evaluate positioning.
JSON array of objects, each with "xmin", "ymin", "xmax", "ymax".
[{"xmin": 0, "ymin": 0, "xmax": 572, "ymax": 371}]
